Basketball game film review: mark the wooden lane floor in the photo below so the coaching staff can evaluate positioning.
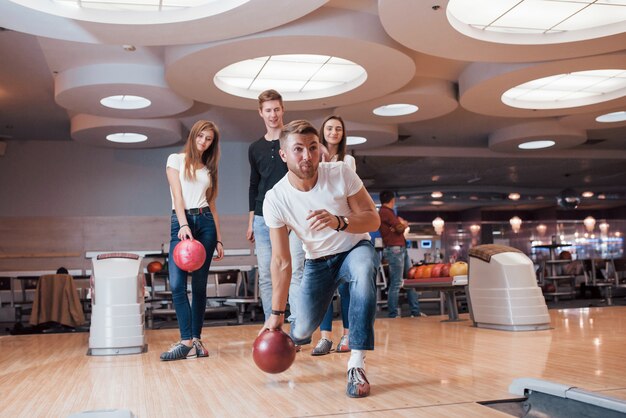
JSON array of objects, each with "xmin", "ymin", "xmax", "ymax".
[{"xmin": 1, "ymin": 306, "xmax": 625, "ymax": 417}]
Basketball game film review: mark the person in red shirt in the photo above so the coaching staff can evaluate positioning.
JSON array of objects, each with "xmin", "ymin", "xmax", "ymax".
[{"xmin": 378, "ymin": 190, "xmax": 423, "ymax": 318}]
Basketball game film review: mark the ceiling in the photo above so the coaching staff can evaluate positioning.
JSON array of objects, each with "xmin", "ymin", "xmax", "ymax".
[{"xmin": 0, "ymin": 0, "xmax": 625, "ymax": 215}]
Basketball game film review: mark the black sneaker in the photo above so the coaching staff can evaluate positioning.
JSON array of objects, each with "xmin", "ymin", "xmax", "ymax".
[
  {"xmin": 346, "ymin": 367, "xmax": 370, "ymax": 398},
  {"xmin": 311, "ymin": 338, "xmax": 333, "ymax": 356},
  {"xmin": 160, "ymin": 342, "xmax": 192, "ymax": 361}
]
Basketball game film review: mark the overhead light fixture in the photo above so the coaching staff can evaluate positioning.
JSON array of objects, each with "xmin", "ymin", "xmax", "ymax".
[
  {"xmin": 346, "ymin": 136, "xmax": 367, "ymax": 146},
  {"xmin": 100, "ymin": 95, "xmax": 151, "ymax": 110},
  {"xmin": 583, "ymin": 216, "xmax": 596, "ymax": 233},
  {"xmin": 447, "ymin": 0, "xmax": 626, "ymax": 37},
  {"xmin": 596, "ymin": 111, "xmax": 626, "ymax": 123},
  {"xmin": 214, "ymin": 54, "xmax": 367, "ymax": 100},
  {"xmin": 508, "ymin": 192, "xmax": 520, "ymax": 201},
  {"xmin": 581, "ymin": 191, "xmax": 594, "ymax": 198},
  {"xmin": 372, "ymin": 103, "xmax": 418, "ymax": 116},
  {"xmin": 518, "ymin": 140, "xmax": 555, "ymax": 150},
  {"xmin": 536, "ymin": 224, "xmax": 547, "ymax": 236},
  {"xmin": 597, "ymin": 194, "xmax": 606, "ymax": 200},
  {"xmin": 432, "ymin": 216, "xmax": 444, "ymax": 235},
  {"xmin": 106, "ymin": 133, "xmax": 148, "ymax": 143},
  {"xmin": 431, "ymin": 191, "xmax": 443, "ymax": 198},
  {"xmin": 469, "ymin": 224, "xmax": 481, "ymax": 236},
  {"xmin": 502, "ymin": 69, "xmax": 626, "ymax": 110},
  {"xmin": 599, "ymin": 221, "xmax": 609, "ymax": 235},
  {"xmin": 52, "ymin": 0, "xmax": 238, "ymax": 12},
  {"xmin": 510, "ymin": 216, "xmax": 522, "ymax": 233},
  {"xmin": 431, "ymin": 200, "xmax": 444, "ymax": 206}
]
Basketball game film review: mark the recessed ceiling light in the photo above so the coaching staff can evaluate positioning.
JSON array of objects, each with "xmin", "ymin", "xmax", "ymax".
[
  {"xmin": 502, "ymin": 69, "xmax": 626, "ymax": 110},
  {"xmin": 518, "ymin": 140, "xmax": 555, "ymax": 150},
  {"xmin": 431, "ymin": 200, "xmax": 444, "ymax": 206},
  {"xmin": 596, "ymin": 111, "xmax": 626, "ymax": 123},
  {"xmin": 100, "ymin": 95, "xmax": 151, "ymax": 110},
  {"xmin": 214, "ymin": 54, "xmax": 367, "ymax": 101},
  {"xmin": 347, "ymin": 136, "xmax": 367, "ymax": 146},
  {"xmin": 597, "ymin": 194, "xmax": 606, "ymax": 200},
  {"xmin": 52, "ymin": 0, "xmax": 234, "ymax": 12},
  {"xmin": 582, "ymin": 191, "xmax": 594, "ymax": 198},
  {"xmin": 372, "ymin": 103, "xmax": 418, "ymax": 116},
  {"xmin": 431, "ymin": 191, "xmax": 443, "ymax": 198},
  {"xmin": 508, "ymin": 192, "xmax": 520, "ymax": 201},
  {"xmin": 447, "ymin": 0, "xmax": 626, "ymax": 40},
  {"xmin": 106, "ymin": 133, "xmax": 148, "ymax": 143}
]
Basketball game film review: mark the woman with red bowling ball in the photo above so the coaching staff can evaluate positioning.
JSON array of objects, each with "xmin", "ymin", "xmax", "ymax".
[
  {"xmin": 160, "ymin": 120, "xmax": 224, "ymax": 361},
  {"xmin": 311, "ymin": 115, "xmax": 356, "ymax": 356}
]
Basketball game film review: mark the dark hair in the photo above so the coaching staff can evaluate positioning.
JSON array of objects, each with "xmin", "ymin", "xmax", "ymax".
[
  {"xmin": 56, "ymin": 267, "xmax": 69, "ymax": 274},
  {"xmin": 183, "ymin": 120, "xmax": 220, "ymax": 204},
  {"xmin": 379, "ymin": 190, "xmax": 395, "ymax": 205},
  {"xmin": 279, "ymin": 120, "xmax": 319, "ymax": 148},
  {"xmin": 258, "ymin": 89, "xmax": 283, "ymax": 109},
  {"xmin": 320, "ymin": 115, "xmax": 347, "ymax": 162}
]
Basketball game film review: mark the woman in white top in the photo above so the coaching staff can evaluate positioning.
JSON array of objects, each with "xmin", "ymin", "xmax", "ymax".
[
  {"xmin": 313, "ymin": 115, "xmax": 355, "ymax": 356},
  {"xmin": 161, "ymin": 120, "xmax": 224, "ymax": 361}
]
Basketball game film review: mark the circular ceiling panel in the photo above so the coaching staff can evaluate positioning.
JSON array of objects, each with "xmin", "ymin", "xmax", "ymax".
[
  {"xmin": 560, "ymin": 107, "xmax": 626, "ymax": 130},
  {"xmin": 378, "ymin": 0, "xmax": 626, "ymax": 62},
  {"xmin": 0, "ymin": 0, "xmax": 328, "ymax": 45},
  {"xmin": 334, "ymin": 78, "xmax": 458, "ymax": 124},
  {"xmin": 459, "ymin": 54, "xmax": 626, "ymax": 118},
  {"xmin": 488, "ymin": 120, "xmax": 587, "ymax": 153},
  {"xmin": 55, "ymin": 64, "xmax": 194, "ymax": 118},
  {"xmin": 165, "ymin": 7, "xmax": 415, "ymax": 111},
  {"xmin": 71, "ymin": 114, "xmax": 182, "ymax": 148}
]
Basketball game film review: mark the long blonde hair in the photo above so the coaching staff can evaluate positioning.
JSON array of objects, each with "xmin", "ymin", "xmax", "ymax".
[{"xmin": 183, "ymin": 120, "xmax": 220, "ymax": 204}]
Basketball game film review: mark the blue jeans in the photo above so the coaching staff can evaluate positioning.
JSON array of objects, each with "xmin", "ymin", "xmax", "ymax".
[
  {"xmin": 384, "ymin": 246, "xmax": 420, "ymax": 318},
  {"xmin": 291, "ymin": 240, "xmax": 377, "ymax": 350},
  {"xmin": 168, "ymin": 211, "xmax": 217, "ymax": 341},
  {"xmin": 320, "ymin": 282, "xmax": 350, "ymax": 332},
  {"xmin": 254, "ymin": 215, "xmax": 304, "ymax": 322}
]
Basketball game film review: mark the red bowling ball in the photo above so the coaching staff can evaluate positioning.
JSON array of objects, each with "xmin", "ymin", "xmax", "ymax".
[
  {"xmin": 252, "ymin": 329, "xmax": 296, "ymax": 374},
  {"xmin": 172, "ymin": 239, "xmax": 206, "ymax": 272}
]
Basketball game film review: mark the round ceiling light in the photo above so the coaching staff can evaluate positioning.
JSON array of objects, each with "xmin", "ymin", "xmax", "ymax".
[
  {"xmin": 446, "ymin": 0, "xmax": 626, "ymax": 44},
  {"xmin": 508, "ymin": 192, "xmax": 521, "ymax": 201},
  {"xmin": 106, "ymin": 133, "xmax": 148, "ymax": 143},
  {"xmin": 214, "ymin": 54, "xmax": 367, "ymax": 101},
  {"xmin": 518, "ymin": 140, "xmax": 555, "ymax": 150},
  {"xmin": 346, "ymin": 136, "xmax": 367, "ymax": 146},
  {"xmin": 100, "ymin": 95, "xmax": 151, "ymax": 110},
  {"xmin": 431, "ymin": 191, "xmax": 443, "ymax": 198},
  {"xmin": 596, "ymin": 110, "xmax": 626, "ymax": 123},
  {"xmin": 502, "ymin": 69, "xmax": 626, "ymax": 110},
  {"xmin": 373, "ymin": 103, "xmax": 418, "ymax": 116},
  {"xmin": 582, "ymin": 191, "xmax": 594, "ymax": 198}
]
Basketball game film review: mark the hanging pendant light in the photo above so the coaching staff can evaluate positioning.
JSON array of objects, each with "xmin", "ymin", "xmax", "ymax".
[
  {"xmin": 536, "ymin": 224, "xmax": 547, "ymax": 236},
  {"xmin": 599, "ymin": 221, "xmax": 609, "ymax": 235},
  {"xmin": 510, "ymin": 216, "xmax": 522, "ymax": 233},
  {"xmin": 469, "ymin": 224, "xmax": 481, "ymax": 237},
  {"xmin": 583, "ymin": 216, "xmax": 596, "ymax": 233},
  {"xmin": 432, "ymin": 216, "xmax": 444, "ymax": 235}
]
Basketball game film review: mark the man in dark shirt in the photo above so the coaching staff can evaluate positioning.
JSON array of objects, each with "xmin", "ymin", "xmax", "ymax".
[
  {"xmin": 247, "ymin": 89, "xmax": 304, "ymax": 322},
  {"xmin": 378, "ymin": 190, "xmax": 422, "ymax": 318}
]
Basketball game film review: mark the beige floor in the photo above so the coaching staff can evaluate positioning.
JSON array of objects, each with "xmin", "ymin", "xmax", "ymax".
[{"xmin": 1, "ymin": 307, "xmax": 626, "ymax": 417}]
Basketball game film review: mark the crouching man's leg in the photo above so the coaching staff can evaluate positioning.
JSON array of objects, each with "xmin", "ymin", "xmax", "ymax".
[
  {"xmin": 340, "ymin": 240, "xmax": 378, "ymax": 398},
  {"xmin": 290, "ymin": 259, "xmax": 337, "ymax": 347}
]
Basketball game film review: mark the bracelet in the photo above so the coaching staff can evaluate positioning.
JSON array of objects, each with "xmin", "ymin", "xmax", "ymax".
[
  {"xmin": 216, "ymin": 240, "xmax": 223, "ymax": 246},
  {"xmin": 179, "ymin": 224, "xmax": 189, "ymax": 229},
  {"xmin": 334, "ymin": 215, "xmax": 342, "ymax": 232},
  {"xmin": 271, "ymin": 310, "xmax": 286, "ymax": 315}
]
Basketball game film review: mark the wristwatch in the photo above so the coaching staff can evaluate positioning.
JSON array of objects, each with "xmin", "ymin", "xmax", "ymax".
[{"xmin": 339, "ymin": 216, "xmax": 349, "ymax": 231}]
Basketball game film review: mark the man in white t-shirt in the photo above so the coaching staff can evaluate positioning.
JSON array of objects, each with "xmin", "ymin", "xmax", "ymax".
[{"xmin": 262, "ymin": 120, "xmax": 380, "ymax": 398}]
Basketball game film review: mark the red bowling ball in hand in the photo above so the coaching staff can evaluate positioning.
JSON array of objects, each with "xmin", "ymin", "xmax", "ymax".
[
  {"xmin": 252, "ymin": 329, "xmax": 296, "ymax": 374},
  {"xmin": 172, "ymin": 239, "xmax": 206, "ymax": 272}
]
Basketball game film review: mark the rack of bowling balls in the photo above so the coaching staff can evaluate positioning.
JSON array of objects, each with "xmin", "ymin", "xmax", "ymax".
[{"xmin": 407, "ymin": 261, "xmax": 468, "ymax": 280}]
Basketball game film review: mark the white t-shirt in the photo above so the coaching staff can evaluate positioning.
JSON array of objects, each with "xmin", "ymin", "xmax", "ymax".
[
  {"xmin": 166, "ymin": 153, "xmax": 211, "ymax": 209},
  {"xmin": 330, "ymin": 154, "xmax": 356, "ymax": 172},
  {"xmin": 263, "ymin": 162, "xmax": 370, "ymax": 259}
]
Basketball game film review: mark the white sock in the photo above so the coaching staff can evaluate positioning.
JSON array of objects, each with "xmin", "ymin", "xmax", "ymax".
[{"xmin": 347, "ymin": 349, "xmax": 365, "ymax": 370}]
